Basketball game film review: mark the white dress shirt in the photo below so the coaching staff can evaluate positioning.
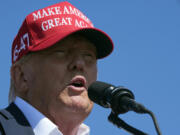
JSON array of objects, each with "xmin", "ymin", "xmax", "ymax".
[{"xmin": 14, "ymin": 97, "xmax": 90, "ymax": 135}]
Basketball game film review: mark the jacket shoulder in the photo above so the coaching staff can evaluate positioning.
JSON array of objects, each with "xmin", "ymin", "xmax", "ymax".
[
  {"xmin": 0, "ymin": 107, "xmax": 10, "ymax": 135},
  {"xmin": 0, "ymin": 103, "xmax": 34, "ymax": 135}
]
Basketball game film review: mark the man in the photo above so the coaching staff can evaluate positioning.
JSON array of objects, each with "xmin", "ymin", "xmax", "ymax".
[{"xmin": 0, "ymin": 1, "xmax": 113, "ymax": 135}]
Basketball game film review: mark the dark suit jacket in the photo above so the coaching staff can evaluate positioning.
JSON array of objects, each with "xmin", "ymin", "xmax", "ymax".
[{"xmin": 0, "ymin": 103, "xmax": 34, "ymax": 135}]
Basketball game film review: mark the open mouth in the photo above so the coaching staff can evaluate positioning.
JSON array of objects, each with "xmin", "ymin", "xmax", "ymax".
[
  {"xmin": 69, "ymin": 76, "xmax": 86, "ymax": 88},
  {"xmin": 71, "ymin": 82, "xmax": 84, "ymax": 87}
]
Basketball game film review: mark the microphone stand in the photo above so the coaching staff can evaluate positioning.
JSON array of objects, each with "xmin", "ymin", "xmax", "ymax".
[
  {"xmin": 108, "ymin": 111, "xmax": 148, "ymax": 135},
  {"xmin": 108, "ymin": 98, "xmax": 162, "ymax": 135}
]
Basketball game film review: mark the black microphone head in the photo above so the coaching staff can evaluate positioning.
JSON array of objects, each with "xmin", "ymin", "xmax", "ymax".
[
  {"xmin": 88, "ymin": 81, "xmax": 135, "ymax": 114},
  {"xmin": 88, "ymin": 81, "xmax": 115, "ymax": 108}
]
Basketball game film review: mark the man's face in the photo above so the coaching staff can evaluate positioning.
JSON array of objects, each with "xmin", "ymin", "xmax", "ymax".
[{"xmin": 23, "ymin": 34, "xmax": 97, "ymax": 121}]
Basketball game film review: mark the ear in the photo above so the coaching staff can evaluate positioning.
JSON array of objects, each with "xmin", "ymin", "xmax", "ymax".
[{"xmin": 11, "ymin": 64, "xmax": 28, "ymax": 94}]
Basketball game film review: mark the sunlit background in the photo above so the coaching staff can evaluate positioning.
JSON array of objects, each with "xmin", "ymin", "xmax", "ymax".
[{"xmin": 0, "ymin": 0, "xmax": 179, "ymax": 134}]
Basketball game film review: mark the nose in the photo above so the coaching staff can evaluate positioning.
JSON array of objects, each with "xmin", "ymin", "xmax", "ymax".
[{"xmin": 68, "ymin": 55, "xmax": 85, "ymax": 72}]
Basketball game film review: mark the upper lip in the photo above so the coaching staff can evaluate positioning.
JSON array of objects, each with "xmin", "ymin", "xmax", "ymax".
[{"xmin": 69, "ymin": 76, "xmax": 87, "ymax": 89}]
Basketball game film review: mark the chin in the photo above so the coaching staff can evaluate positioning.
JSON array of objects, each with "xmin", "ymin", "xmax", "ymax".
[{"xmin": 69, "ymin": 96, "xmax": 93, "ymax": 114}]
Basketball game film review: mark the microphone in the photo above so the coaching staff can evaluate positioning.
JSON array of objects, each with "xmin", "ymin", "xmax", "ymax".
[
  {"xmin": 88, "ymin": 81, "xmax": 162, "ymax": 135},
  {"xmin": 88, "ymin": 81, "xmax": 148, "ymax": 114}
]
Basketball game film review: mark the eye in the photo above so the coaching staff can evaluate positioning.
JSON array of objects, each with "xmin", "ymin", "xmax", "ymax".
[
  {"xmin": 53, "ymin": 50, "xmax": 65, "ymax": 55},
  {"xmin": 84, "ymin": 53, "xmax": 92, "ymax": 57},
  {"xmin": 49, "ymin": 50, "xmax": 67, "ymax": 59},
  {"xmin": 83, "ymin": 52, "xmax": 96, "ymax": 61}
]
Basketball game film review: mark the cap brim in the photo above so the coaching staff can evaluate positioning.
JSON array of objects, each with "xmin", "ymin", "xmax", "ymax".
[{"xmin": 29, "ymin": 27, "xmax": 114, "ymax": 59}]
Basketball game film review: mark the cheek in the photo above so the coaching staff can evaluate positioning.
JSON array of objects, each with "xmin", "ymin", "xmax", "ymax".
[
  {"xmin": 41, "ymin": 64, "xmax": 67, "ymax": 86},
  {"xmin": 87, "ymin": 65, "xmax": 97, "ymax": 84},
  {"xmin": 28, "ymin": 66, "xmax": 66, "ymax": 97}
]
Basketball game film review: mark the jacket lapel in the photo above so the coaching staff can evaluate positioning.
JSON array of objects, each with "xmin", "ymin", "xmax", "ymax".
[{"xmin": 0, "ymin": 103, "xmax": 34, "ymax": 135}]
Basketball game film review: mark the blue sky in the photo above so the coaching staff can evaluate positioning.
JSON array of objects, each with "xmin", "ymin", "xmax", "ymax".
[{"xmin": 0, "ymin": 0, "xmax": 179, "ymax": 135}]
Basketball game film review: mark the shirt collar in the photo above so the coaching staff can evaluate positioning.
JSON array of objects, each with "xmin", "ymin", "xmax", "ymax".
[
  {"xmin": 14, "ymin": 97, "xmax": 90, "ymax": 135},
  {"xmin": 77, "ymin": 123, "xmax": 90, "ymax": 135}
]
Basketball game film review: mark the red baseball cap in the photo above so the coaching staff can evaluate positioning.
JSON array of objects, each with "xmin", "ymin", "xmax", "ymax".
[{"xmin": 12, "ymin": 1, "xmax": 114, "ymax": 64}]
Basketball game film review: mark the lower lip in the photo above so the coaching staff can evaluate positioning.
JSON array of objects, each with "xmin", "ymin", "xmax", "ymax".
[{"xmin": 67, "ymin": 85, "xmax": 86, "ymax": 92}]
